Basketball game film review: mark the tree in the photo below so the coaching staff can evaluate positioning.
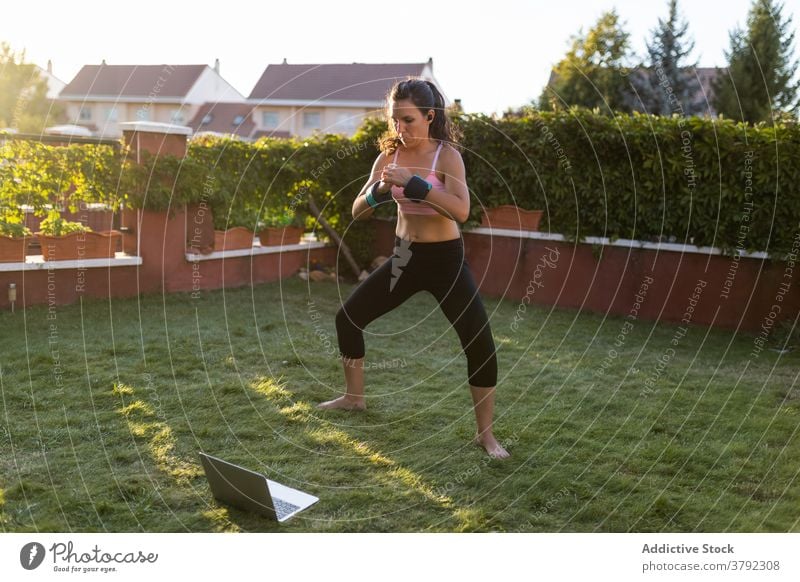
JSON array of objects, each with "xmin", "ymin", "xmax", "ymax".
[
  {"xmin": 713, "ymin": 0, "xmax": 800, "ymax": 123},
  {"xmin": 0, "ymin": 42, "xmax": 56, "ymax": 133},
  {"xmin": 629, "ymin": 0, "xmax": 704, "ymax": 115},
  {"xmin": 539, "ymin": 10, "xmax": 634, "ymax": 114}
]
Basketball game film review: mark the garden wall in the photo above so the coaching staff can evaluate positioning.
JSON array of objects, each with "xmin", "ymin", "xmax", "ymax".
[{"xmin": 373, "ymin": 218, "xmax": 799, "ymax": 334}]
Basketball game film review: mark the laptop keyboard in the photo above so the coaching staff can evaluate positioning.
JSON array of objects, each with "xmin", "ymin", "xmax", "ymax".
[{"xmin": 272, "ymin": 497, "xmax": 301, "ymax": 520}]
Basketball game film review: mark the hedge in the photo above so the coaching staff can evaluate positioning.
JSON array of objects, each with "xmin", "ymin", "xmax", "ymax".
[
  {"xmin": 461, "ymin": 109, "xmax": 800, "ymax": 256},
  {"xmin": 2, "ymin": 110, "xmax": 798, "ymax": 264}
]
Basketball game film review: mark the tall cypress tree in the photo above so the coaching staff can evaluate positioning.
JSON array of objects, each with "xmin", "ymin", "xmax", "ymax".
[
  {"xmin": 713, "ymin": 0, "xmax": 799, "ymax": 123},
  {"xmin": 630, "ymin": 0, "xmax": 703, "ymax": 115}
]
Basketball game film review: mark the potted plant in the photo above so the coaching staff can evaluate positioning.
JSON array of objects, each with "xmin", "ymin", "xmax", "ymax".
[
  {"xmin": 213, "ymin": 226, "xmax": 256, "ymax": 251},
  {"xmin": 212, "ymin": 204, "xmax": 257, "ymax": 251},
  {"xmin": 0, "ymin": 217, "xmax": 32, "ymax": 263},
  {"xmin": 36, "ymin": 210, "xmax": 122, "ymax": 260},
  {"xmin": 257, "ymin": 208, "xmax": 304, "ymax": 246}
]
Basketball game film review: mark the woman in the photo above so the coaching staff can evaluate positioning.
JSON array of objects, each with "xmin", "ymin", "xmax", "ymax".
[{"xmin": 318, "ymin": 78, "xmax": 509, "ymax": 459}]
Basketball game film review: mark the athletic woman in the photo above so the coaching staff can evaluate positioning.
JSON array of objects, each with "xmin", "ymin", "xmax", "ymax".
[{"xmin": 317, "ymin": 78, "xmax": 509, "ymax": 459}]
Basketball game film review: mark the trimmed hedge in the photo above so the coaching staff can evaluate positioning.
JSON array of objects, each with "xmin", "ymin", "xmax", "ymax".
[
  {"xmin": 2, "ymin": 110, "xmax": 799, "ymax": 265},
  {"xmin": 462, "ymin": 110, "xmax": 800, "ymax": 256},
  {"xmin": 185, "ymin": 129, "xmax": 382, "ymax": 265},
  {"xmin": 0, "ymin": 140, "xmax": 121, "ymax": 219}
]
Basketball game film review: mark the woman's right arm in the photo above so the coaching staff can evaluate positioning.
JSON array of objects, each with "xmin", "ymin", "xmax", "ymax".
[{"xmin": 353, "ymin": 152, "xmax": 391, "ymax": 221}]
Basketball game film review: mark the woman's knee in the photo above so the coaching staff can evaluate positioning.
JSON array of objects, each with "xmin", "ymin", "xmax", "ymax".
[
  {"xmin": 468, "ymin": 349, "xmax": 497, "ymax": 387},
  {"xmin": 336, "ymin": 305, "xmax": 365, "ymax": 358},
  {"xmin": 335, "ymin": 305, "xmax": 356, "ymax": 334},
  {"xmin": 463, "ymin": 321, "xmax": 497, "ymax": 386}
]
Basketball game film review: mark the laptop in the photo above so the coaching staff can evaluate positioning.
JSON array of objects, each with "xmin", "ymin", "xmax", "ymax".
[{"xmin": 199, "ymin": 452, "xmax": 319, "ymax": 522}]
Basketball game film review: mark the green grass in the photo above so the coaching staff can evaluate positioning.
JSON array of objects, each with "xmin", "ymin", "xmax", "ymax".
[{"xmin": 0, "ymin": 277, "xmax": 798, "ymax": 532}]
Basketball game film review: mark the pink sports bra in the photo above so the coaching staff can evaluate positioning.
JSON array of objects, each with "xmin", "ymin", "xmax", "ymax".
[{"xmin": 391, "ymin": 142, "xmax": 444, "ymax": 216}]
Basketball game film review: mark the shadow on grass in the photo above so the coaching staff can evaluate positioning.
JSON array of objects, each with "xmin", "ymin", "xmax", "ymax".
[{"xmin": 248, "ymin": 375, "xmax": 493, "ymax": 531}]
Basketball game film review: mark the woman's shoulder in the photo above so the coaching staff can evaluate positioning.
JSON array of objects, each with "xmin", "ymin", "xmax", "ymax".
[
  {"xmin": 372, "ymin": 150, "xmax": 391, "ymax": 168},
  {"xmin": 437, "ymin": 142, "xmax": 464, "ymax": 166}
]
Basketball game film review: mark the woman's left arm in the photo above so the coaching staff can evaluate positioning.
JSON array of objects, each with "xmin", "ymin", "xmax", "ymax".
[{"xmin": 423, "ymin": 147, "xmax": 470, "ymax": 223}]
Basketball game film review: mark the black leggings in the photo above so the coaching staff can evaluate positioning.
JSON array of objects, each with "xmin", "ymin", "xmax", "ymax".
[{"xmin": 335, "ymin": 236, "xmax": 497, "ymax": 388}]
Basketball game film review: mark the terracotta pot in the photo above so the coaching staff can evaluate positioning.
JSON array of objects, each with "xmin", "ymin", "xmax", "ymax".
[
  {"xmin": 214, "ymin": 227, "xmax": 255, "ymax": 251},
  {"xmin": 480, "ymin": 205, "xmax": 543, "ymax": 231},
  {"xmin": 0, "ymin": 236, "xmax": 30, "ymax": 263},
  {"xmin": 36, "ymin": 230, "xmax": 122, "ymax": 261},
  {"xmin": 258, "ymin": 226, "xmax": 303, "ymax": 246}
]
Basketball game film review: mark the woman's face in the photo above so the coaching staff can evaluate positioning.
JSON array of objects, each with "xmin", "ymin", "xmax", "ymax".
[{"xmin": 389, "ymin": 98, "xmax": 433, "ymax": 147}]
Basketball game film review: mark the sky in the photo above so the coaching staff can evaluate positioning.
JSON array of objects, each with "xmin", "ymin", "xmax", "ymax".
[{"xmin": 3, "ymin": 0, "xmax": 800, "ymax": 115}]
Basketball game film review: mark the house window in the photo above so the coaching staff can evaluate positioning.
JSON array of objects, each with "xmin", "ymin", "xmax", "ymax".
[
  {"xmin": 136, "ymin": 107, "xmax": 150, "ymax": 121},
  {"xmin": 170, "ymin": 109, "xmax": 185, "ymax": 124},
  {"xmin": 335, "ymin": 111, "xmax": 358, "ymax": 133},
  {"xmin": 201, "ymin": 113, "xmax": 213, "ymax": 125},
  {"xmin": 105, "ymin": 107, "xmax": 118, "ymax": 122},
  {"xmin": 262, "ymin": 111, "xmax": 279, "ymax": 129},
  {"xmin": 303, "ymin": 111, "xmax": 321, "ymax": 129},
  {"xmin": 233, "ymin": 114, "xmax": 245, "ymax": 126},
  {"xmin": 78, "ymin": 106, "xmax": 92, "ymax": 121}
]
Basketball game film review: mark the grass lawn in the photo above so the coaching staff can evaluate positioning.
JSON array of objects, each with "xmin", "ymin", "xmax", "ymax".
[{"xmin": 0, "ymin": 276, "xmax": 798, "ymax": 532}]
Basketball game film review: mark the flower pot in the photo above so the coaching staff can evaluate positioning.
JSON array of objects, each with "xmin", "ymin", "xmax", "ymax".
[
  {"xmin": 258, "ymin": 226, "xmax": 303, "ymax": 246},
  {"xmin": 214, "ymin": 227, "xmax": 255, "ymax": 251},
  {"xmin": 480, "ymin": 205, "xmax": 543, "ymax": 231},
  {"xmin": 36, "ymin": 230, "xmax": 122, "ymax": 261},
  {"xmin": 0, "ymin": 236, "xmax": 30, "ymax": 263}
]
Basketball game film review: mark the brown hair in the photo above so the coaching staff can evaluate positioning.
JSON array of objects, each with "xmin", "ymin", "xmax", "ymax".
[{"xmin": 379, "ymin": 77, "xmax": 462, "ymax": 154}]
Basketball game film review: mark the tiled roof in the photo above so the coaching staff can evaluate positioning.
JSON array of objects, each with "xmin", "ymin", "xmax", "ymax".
[
  {"xmin": 60, "ymin": 64, "xmax": 207, "ymax": 98},
  {"xmin": 187, "ymin": 102, "xmax": 255, "ymax": 137},
  {"xmin": 248, "ymin": 62, "xmax": 430, "ymax": 102}
]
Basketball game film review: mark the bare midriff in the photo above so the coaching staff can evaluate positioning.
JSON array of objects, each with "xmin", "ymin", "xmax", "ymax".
[{"xmin": 395, "ymin": 211, "xmax": 460, "ymax": 242}]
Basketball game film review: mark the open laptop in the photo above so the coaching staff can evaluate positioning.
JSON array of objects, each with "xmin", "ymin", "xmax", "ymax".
[{"xmin": 199, "ymin": 452, "xmax": 319, "ymax": 522}]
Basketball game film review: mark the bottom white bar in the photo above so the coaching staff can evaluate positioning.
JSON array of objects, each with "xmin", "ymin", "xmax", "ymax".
[{"xmin": 1, "ymin": 533, "xmax": 797, "ymax": 581}]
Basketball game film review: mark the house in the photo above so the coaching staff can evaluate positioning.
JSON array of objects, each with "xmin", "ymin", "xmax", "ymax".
[
  {"xmin": 692, "ymin": 67, "xmax": 726, "ymax": 115},
  {"xmin": 57, "ymin": 61, "xmax": 245, "ymax": 137},
  {"xmin": 247, "ymin": 59, "xmax": 446, "ymax": 138},
  {"xmin": 623, "ymin": 66, "xmax": 725, "ymax": 116},
  {"xmin": 37, "ymin": 61, "xmax": 66, "ymax": 100},
  {"xmin": 186, "ymin": 102, "xmax": 291, "ymax": 140},
  {"xmin": 186, "ymin": 102, "xmax": 255, "ymax": 139}
]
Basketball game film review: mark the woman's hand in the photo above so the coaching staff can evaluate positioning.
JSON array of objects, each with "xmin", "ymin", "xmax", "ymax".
[{"xmin": 380, "ymin": 163, "xmax": 413, "ymax": 187}]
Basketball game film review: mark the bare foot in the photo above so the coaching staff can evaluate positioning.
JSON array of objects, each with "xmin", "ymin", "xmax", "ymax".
[
  {"xmin": 474, "ymin": 432, "xmax": 511, "ymax": 459},
  {"xmin": 316, "ymin": 396, "xmax": 366, "ymax": 411}
]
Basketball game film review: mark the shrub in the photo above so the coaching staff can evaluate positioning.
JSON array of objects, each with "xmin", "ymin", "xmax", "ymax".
[
  {"xmin": 38, "ymin": 210, "xmax": 90, "ymax": 236},
  {"xmin": 120, "ymin": 149, "xmax": 208, "ymax": 212},
  {"xmin": 0, "ymin": 140, "xmax": 121, "ymax": 215},
  {"xmin": 0, "ymin": 217, "xmax": 31, "ymax": 237},
  {"xmin": 4, "ymin": 111, "xmax": 798, "ymax": 263},
  {"xmin": 460, "ymin": 109, "xmax": 800, "ymax": 256}
]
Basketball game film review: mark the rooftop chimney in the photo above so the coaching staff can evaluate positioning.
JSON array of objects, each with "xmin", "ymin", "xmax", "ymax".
[
  {"xmin": 47, "ymin": 59, "xmax": 53, "ymax": 74},
  {"xmin": 214, "ymin": 58, "xmax": 220, "ymax": 74}
]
